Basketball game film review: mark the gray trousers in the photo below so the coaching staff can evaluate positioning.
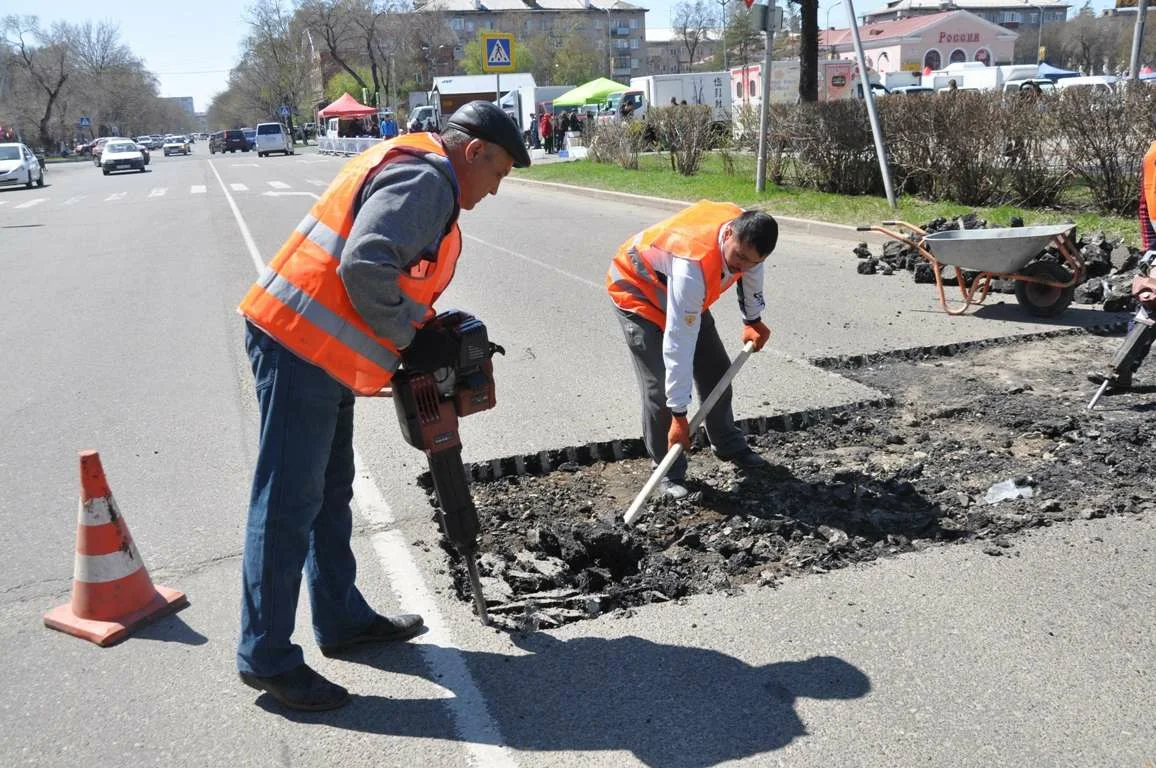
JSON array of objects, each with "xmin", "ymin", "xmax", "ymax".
[{"xmin": 615, "ymin": 307, "xmax": 748, "ymax": 481}]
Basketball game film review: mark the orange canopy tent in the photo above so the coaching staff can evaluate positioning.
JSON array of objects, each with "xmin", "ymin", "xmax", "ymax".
[{"xmin": 318, "ymin": 92, "xmax": 377, "ymax": 118}]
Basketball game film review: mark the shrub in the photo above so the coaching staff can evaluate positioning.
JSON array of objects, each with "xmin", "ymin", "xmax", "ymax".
[
  {"xmin": 793, "ymin": 100, "xmax": 882, "ymax": 195},
  {"xmin": 585, "ymin": 119, "xmax": 646, "ymax": 170},
  {"xmin": 648, "ymin": 105, "xmax": 715, "ymax": 176}
]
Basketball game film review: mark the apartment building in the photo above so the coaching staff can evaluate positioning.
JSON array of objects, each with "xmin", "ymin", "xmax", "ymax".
[{"xmin": 416, "ymin": 0, "xmax": 649, "ymax": 81}]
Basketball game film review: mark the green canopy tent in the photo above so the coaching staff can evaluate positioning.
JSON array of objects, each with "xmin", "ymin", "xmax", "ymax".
[{"xmin": 552, "ymin": 77, "xmax": 630, "ymax": 108}]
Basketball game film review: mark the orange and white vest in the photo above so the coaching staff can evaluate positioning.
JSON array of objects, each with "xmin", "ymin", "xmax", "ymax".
[
  {"xmin": 1141, "ymin": 140, "xmax": 1155, "ymax": 251},
  {"xmin": 239, "ymin": 133, "xmax": 462, "ymax": 395},
  {"xmin": 606, "ymin": 200, "xmax": 742, "ymax": 327}
]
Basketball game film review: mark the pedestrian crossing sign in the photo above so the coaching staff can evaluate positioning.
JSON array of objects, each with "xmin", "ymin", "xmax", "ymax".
[{"xmin": 482, "ymin": 33, "xmax": 515, "ymax": 73}]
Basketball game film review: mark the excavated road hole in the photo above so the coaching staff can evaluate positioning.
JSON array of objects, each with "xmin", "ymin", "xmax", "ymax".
[{"xmin": 426, "ymin": 332, "xmax": 1155, "ymax": 631}]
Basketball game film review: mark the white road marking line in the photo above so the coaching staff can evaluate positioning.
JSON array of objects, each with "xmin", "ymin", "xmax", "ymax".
[
  {"xmin": 210, "ymin": 159, "xmax": 514, "ymax": 767},
  {"xmin": 267, "ymin": 180, "xmax": 291, "ymax": 189},
  {"xmin": 230, "ymin": 183, "xmax": 248, "ymax": 192},
  {"xmin": 463, "ymin": 233, "xmax": 602, "ymax": 290},
  {"xmin": 231, "ymin": 163, "xmax": 258, "ymax": 167},
  {"xmin": 306, "ymin": 179, "xmax": 327, "ymax": 186},
  {"xmin": 105, "ymin": 192, "xmax": 126, "ymax": 202},
  {"xmin": 62, "ymin": 195, "xmax": 85, "ymax": 205},
  {"xmin": 190, "ymin": 185, "xmax": 206, "ymax": 194},
  {"xmin": 14, "ymin": 197, "xmax": 47, "ymax": 209},
  {"xmin": 148, "ymin": 187, "xmax": 167, "ymax": 197},
  {"xmin": 0, "ymin": 200, "xmax": 8, "ymax": 207}
]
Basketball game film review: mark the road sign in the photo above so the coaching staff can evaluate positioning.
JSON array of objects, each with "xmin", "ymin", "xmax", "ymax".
[
  {"xmin": 279, "ymin": 105, "xmax": 290, "ymax": 118},
  {"xmin": 78, "ymin": 116, "xmax": 91, "ymax": 127},
  {"xmin": 482, "ymin": 33, "xmax": 515, "ymax": 73}
]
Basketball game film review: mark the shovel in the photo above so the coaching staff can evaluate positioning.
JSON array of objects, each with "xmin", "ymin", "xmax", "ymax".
[{"xmin": 623, "ymin": 340, "xmax": 757, "ymax": 526}]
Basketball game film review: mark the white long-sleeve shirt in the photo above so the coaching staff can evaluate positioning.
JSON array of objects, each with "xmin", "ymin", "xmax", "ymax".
[{"xmin": 646, "ymin": 226, "xmax": 765, "ymax": 412}]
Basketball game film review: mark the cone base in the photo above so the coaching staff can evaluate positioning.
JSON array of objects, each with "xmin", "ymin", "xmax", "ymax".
[{"xmin": 43, "ymin": 585, "xmax": 188, "ymax": 647}]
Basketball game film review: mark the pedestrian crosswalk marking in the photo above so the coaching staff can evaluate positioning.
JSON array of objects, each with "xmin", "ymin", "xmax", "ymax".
[
  {"xmin": 105, "ymin": 192, "xmax": 126, "ymax": 201},
  {"xmin": 148, "ymin": 188, "xmax": 167, "ymax": 197},
  {"xmin": 62, "ymin": 195, "xmax": 85, "ymax": 205},
  {"xmin": 306, "ymin": 179, "xmax": 327, "ymax": 186},
  {"xmin": 15, "ymin": 198, "xmax": 47, "ymax": 209},
  {"xmin": 0, "ymin": 200, "xmax": 8, "ymax": 207},
  {"xmin": 190, "ymin": 185, "xmax": 206, "ymax": 194},
  {"xmin": 268, "ymin": 181, "xmax": 290, "ymax": 189},
  {"xmin": 230, "ymin": 183, "xmax": 248, "ymax": 192}
]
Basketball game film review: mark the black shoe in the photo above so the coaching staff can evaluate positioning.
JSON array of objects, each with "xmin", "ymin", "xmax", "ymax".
[
  {"xmin": 718, "ymin": 449, "xmax": 770, "ymax": 471},
  {"xmin": 239, "ymin": 663, "xmax": 349, "ymax": 711},
  {"xmin": 319, "ymin": 613, "xmax": 425, "ymax": 658}
]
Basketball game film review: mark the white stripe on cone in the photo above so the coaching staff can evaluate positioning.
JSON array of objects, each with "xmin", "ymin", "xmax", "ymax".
[
  {"xmin": 79, "ymin": 495, "xmax": 118, "ymax": 526},
  {"xmin": 74, "ymin": 545, "xmax": 144, "ymax": 583}
]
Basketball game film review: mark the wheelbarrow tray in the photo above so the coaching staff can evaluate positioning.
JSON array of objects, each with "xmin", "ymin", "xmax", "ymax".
[{"xmin": 921, "ymin": 224, "xmax": 1075, "ymax": 274}]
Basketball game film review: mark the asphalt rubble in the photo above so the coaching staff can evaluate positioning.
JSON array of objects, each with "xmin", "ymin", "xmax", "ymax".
[
  {"xmin": 852, "ymin": 213, "xmax": 1147, "ymax": 312},
  {"xmin": 423, "ymin": 332, "xmax": 1155, "ymax": 631}
]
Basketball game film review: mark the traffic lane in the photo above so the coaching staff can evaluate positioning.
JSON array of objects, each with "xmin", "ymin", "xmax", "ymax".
[
  {"xmin": 490, "ymin": 181, "xmax": 1121, "ymax": 359},
  {"xmin": 0, "ymin": 538, "xmax": 475, "ymax": 768},
  {"xmin": 0, "ymin": 154, "xmax": 258, "ymax": 595}
]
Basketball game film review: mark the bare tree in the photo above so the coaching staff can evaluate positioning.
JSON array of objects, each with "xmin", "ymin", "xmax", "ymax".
[
  {"xmin": 673, "ymin": 0, "xmax": 717, "ymax": 73},
  {"xmin": 790, "ymin": 0, "xmax": 818, "ymax": 102},
  {"xmin": 2, "ymin": 16, "xmax": 73, "ymax": 149},
  {"xmin": 296, "ymin": 0, "xmax": 370, "ymax": 93}
]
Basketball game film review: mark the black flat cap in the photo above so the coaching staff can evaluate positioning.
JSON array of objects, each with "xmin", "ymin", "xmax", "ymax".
[{"xmin": 445, "ymin": 100, "xmax": 531, "ymax": 168}]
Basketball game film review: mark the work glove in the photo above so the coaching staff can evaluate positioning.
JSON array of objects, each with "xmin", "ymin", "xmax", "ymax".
[
  {"xmin": 667, "ymin": 413, "xmax": 691, "ymax": 452},
  {"xmin": 401, "ymin": 323, "xmax": 458, "ymax": 372},
  {"xmin": 741, "ymin": 319, "xmax": 772, "ymax": 352}
]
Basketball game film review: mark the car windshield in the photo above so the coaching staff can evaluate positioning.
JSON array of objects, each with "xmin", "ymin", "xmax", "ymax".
[
  {"xmin": 257, "ymin": 124, "xmax": 281, "ymax": 135},
  {"xmin": 0, "ymin": 146, "xmax": 21, "ymax": 160},
  {"xmin": 107, "ymin": 142, "xmax": 136, "ymax": 152}
]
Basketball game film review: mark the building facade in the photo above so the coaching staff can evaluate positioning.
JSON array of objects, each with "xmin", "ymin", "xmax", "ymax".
[
  {"xmin": 416, "ymin": 0, "xmax": 648, "ymax": 81},
  {"xmin": 862, "ymin": 0, "xmax": 1068, "ymax": 31},
  {"xmin": 821, "ymin": 10, "xmax": 1018, "ymax": 73},
  {"xmin": 645, "ymin": 27, "xmax": 723, "ymax": 75}
]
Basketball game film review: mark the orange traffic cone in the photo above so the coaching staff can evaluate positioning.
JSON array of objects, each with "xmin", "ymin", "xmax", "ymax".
[{"xmin": 43, "ymin": 450, "xmax": 188, "ymax": 646}]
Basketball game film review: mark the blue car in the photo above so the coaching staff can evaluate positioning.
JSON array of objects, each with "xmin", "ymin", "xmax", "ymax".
[{"xmin": 242, "ymin": 127, "xmax": 256, "ymax": 150}]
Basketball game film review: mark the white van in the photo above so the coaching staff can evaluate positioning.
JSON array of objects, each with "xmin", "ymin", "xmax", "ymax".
[
  {"xmin": 1055, "ymin": 75, "xmax": 1117, "ymax": 95},
  {"xmin": 255, "ymin": 122, "xmax": 294, "ymax": 157}
]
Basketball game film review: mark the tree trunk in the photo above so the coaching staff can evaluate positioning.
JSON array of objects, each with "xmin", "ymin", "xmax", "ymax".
[{"xmin": 798, "ymin": 0, "xmax": 818, "ymax": 102}]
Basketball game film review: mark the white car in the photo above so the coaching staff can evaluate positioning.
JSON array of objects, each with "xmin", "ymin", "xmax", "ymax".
[
  {"xmin": 255, "ymin": 122, "xmax": 294, "ymax": 157},
  {"xmin": 100, "ymin": 140, "xmax": 146, "ymax": 174},
  {"xmin": 163, "ymin": 136, "xmax": 190, "ymax": 156},
  {"xmin": 0, "ymin": 142, "xmax": 45, "ymax": 189}
]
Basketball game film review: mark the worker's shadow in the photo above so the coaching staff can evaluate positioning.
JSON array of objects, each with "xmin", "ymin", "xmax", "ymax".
[{"xmin": 268, "ymin": 634, "xmax": 870, "ymax": 766}]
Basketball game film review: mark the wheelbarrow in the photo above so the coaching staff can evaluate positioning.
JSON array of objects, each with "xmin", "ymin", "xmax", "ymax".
[{"xmin": 857, "ymin": 221, "xmax": 1085, "ymax": 317}]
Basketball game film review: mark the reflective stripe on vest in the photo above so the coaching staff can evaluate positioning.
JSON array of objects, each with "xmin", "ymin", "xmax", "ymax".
[
  {"xmin": 606, "ymin": 200, "xmax": 742, "ymax": 327},
  {"xmin": 238, "ymin": 132, "xmax": 461, "ymax": 395}
]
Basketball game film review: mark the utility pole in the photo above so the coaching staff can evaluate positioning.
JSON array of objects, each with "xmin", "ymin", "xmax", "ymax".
[
  {"xmin": 717, "ymin": 0, "xmax": 729, "ymax": 71},
  {"xmin": 755, "ymin": 0, "xmax": 775, "ymax": 193},
  {"xmin": 1128, "ymin": 0, "xmax": 1149, "ymax": 81},
  {"xmin": 843, "ymin": 0, "xmax": 896, "ymax": 207}
]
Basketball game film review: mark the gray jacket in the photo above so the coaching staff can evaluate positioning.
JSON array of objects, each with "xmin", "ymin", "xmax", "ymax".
[{"xmin": 337, "ymin": 151, "xmax": 459, "ymax": 351}]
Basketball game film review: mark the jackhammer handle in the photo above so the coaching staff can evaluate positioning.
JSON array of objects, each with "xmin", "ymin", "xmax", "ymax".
[{"xmin": 623, "ymin": 340, "xmax": 757, "ymax": 526}]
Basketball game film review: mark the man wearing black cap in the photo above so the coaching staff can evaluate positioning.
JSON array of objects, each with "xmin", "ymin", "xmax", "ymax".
[{"xmin": 234, "ymin": 101, "xmax": 529, "ymax": 712}]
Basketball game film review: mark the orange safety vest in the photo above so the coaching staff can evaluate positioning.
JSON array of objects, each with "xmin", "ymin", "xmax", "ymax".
[
  {"xmin": 606, "ymin": 200, "xmax": 743, "ymax": 327},
  {"xmin": 239, "ymin": 133, "xmax": 462, "ymax": 395},
  {"xmin": 1142, "ymin": 140, "xmax": 1156, "ymax": 251}
]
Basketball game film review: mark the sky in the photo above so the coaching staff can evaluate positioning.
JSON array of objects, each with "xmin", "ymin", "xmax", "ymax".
[{"xmin": 6, "ymin": 0, "xmax": 1122, "ymax": 112}]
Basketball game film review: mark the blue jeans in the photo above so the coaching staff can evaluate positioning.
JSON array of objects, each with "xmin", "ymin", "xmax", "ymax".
[{"xmin": 237, "ymin": 322, "xmax": 375, "ymax": 677}]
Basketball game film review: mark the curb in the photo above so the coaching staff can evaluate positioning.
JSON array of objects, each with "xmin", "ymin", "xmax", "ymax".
[{"xmin": 505, "ymin": 176, "xmax": 886, "ymax": 245}]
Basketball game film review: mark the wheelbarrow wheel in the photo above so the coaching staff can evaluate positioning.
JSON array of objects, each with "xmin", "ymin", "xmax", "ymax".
[{"xmin": 1014, "ymin": 260, "xmax": 1074, "ymax": 318}]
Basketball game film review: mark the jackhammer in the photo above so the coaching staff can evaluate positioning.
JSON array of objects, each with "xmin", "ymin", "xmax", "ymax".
[
  {"xmin": 392, "ymin": 311, "xmax": 504, "ymax": 624},
  {"xmin": 1087, "ymin": 252, "xmax": 1156, "ymax": 410}
]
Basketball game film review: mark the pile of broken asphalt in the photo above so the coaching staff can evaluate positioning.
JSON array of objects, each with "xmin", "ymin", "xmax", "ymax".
[{"xmin": 421, "ymin": 332, "xmax": 1154, "ymax": 631}]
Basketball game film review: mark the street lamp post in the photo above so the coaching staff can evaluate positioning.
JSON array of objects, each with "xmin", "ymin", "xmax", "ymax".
[
  {"xmin": 823, "ymin": 0, "xmax": 841, "ymax": 59},
  {"xmin": 604, "ymin": 6, "xmax": 613, "ymax": 78},
  {"xmin": 716, "ymin": 0, "xmax": 729, "ymax": 72},
  {"xmin": 1030, "ymin": 3, "xmax": 1046, "ymax": 64}
]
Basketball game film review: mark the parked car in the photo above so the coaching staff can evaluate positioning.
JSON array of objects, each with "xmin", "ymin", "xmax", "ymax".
[
  {"xmin": 241, "ymin": 127, "xmax": 257, "ymax": 150},
  {"xmin": 91, "ymin": 137, "xmax": 114, "ymax": 166},
  {"xmin": 100, "ymin": 139, "xmax": 146, "ymax": 174},
  {"xmin": 0, "ymin": 142, "xmax": 45, "ymax": 189},
  {"xmin": 407, "ymin": 105, "xmax": 439, "ymax": 133},
  {"xmin": 255, "ymin": 122, "xmax": 294, "ymax": 157},
  {"xmin": 163, "ymin": 135, "xmax": 190, "ymax": 156},
  {"xmin": 211, "ymin": 129, "xmax": 249, "ymax": 153}
]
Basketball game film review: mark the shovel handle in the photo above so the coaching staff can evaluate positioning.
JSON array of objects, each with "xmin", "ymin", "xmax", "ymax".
[{"xmin": 623, "ymin": 340, "xmax": 757, "ymax": 525}]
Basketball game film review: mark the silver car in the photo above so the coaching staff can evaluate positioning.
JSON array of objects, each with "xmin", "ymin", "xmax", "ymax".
[{"xmin": 0, "ymin": 142, "xmax": 45, "ymax": 189}]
